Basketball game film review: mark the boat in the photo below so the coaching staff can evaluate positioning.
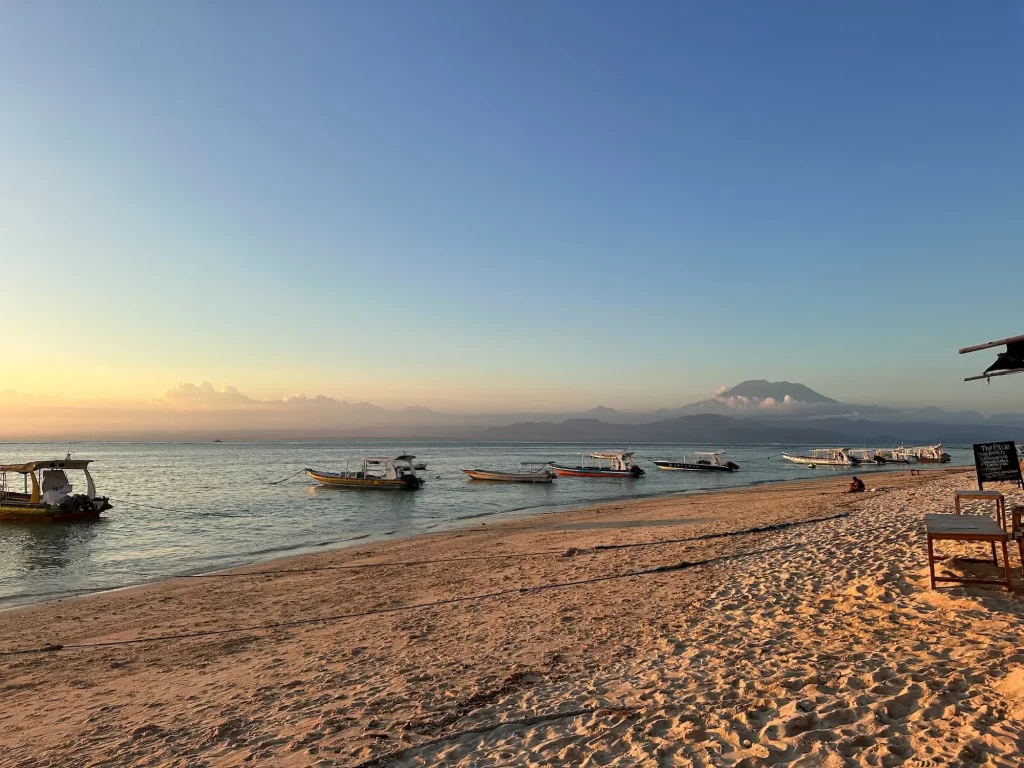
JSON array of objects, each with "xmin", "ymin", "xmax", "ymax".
[
  {"xmin": 910, "ymin": 444, "xmax": 952, "ymax": 464},
  {"xmin": 413, "ymin": 462, "xmax": 427, "ymax": 471},
  {"xmin": 850, "ymin": 449, "xmax": 883, "ymax": 465},
  {"xmin": 874, "ymin": 447, "xmax": 911, "ymax": 464},
  {"xmin": 0, "ymin": 458, "xmax": 113, "ymax": 522},
  {"xmin": 781, "ymin": 448, "xmax": 860, "ymax": 467},
  {"xmin": 463, "ymin": 462, "xmax": 556, "ymax": 483},
  {"xmin": 305, "ymin": 455, "xmax": 424, "ymax": 490},
  {"xmin": 653, "ymin": 451, "xmax": 739, "ymax": 472},
  {"xmin": 550, "ymin": 451, "xmax": 645, "ymax": 478}
]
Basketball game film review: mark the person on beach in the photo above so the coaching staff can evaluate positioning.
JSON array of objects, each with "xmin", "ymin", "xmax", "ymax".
[{"xmin": 848, "ymin": 476, "xmax": 865, "ymax": 493}]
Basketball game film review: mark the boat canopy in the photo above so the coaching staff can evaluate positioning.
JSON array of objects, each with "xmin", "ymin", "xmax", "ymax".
[
  {"xmin": 591, "ymin": 451, "xmax": 634, "ymax": 460},
  {"xmin": 0, "ymin": 459, "xmax": 94, "ymax": 474},
  {"xmin": 364, "ymin": 455, "xmax": 415, "ymax": 464}
]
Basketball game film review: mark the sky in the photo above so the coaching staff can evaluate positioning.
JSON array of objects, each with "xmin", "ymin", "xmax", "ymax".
[{"xmin": 2, "ymin": 1, "xmax": 1024, "ymax": 424}]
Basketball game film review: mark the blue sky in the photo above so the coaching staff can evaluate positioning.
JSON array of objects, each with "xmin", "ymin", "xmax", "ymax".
[{"xmin": 2, "ymin": 1, "xmax": 1023, "ymax": 412}]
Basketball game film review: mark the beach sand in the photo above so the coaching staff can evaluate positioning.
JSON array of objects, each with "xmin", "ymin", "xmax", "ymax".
[{"xmin": 2, "ymin": 468, "xmax": 1023, "ymax": 767}]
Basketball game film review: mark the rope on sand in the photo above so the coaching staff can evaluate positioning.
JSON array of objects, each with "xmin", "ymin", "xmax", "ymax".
[
  {"xmin": 0, "ymin": 543, "xmax": 805, "ymax": 658},
  {"xmin": 186, "ymin": 510, "xmax": 852, "ymax": 579},
  {"xmin": 592, "ymin": 511, "xmax": 849, "ymax": 551}
]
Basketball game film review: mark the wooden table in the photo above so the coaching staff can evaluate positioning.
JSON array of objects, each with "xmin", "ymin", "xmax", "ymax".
[
  {"xmin": 954, "ymin": 489, "xmax": 1006, "ymax": 530},
  {"xmin": 925, "ymin": 514, "xmax": 1012, "ymax": 591}
]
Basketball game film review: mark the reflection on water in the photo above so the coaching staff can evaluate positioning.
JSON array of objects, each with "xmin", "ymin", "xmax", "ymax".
[
  {"xmin": 5, "ymin": 521, "xmax": 102, "ymax": 573},
  {"xmin": 0, "ymin": 441, "xmax": 974, "ymax": 608}
]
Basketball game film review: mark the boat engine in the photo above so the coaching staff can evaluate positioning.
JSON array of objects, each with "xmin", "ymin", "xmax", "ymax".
[
  {"xmin": 725, "ymin": 461, "xmax": 740, "ymax": 471},
  {"xmin": 56, "ymin": 494, "xmax": 110, "ymax": 515},
  {"xmin": 403, "ymin": 474, "xmax": 425, "ymax": 489},
  {"xmin": 630, "ymin": 465, "xmax": 646, "ymax": 477}
]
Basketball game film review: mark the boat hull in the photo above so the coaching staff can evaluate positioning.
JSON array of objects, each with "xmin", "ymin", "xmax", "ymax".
[
  {"xmin": 915, "ymin": 456, "xmax": 951, "ymax": 464},
  {"xmin": 305, "ymin": 469, "xmax": 422, "ymax": 490},
  {"xmin": 653, "ymin": 461, "xmax": 736, "ymax": 472},
  {"xmin": 463, "ymin": 469, "xmax": 554, "ymax": 483},
  {"xmin": 781, "ymin": 453, "xmax": 856, "ymax": 467},
  {"xmin": 0, "ymin": 499, "xmax": 108, "ymax": 523},
  {"xmin": 550, "ymin": 466, "xmax": 643, "ymax": 478}
]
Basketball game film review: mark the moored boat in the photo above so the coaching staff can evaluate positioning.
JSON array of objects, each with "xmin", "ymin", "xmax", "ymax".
[
  {"xmin": 912, "ymin": 444, "xmax": 952, "ymax": 464},
  {"xmin": 851, "ymin": 449, "xmax": 884, "ymax": 465},
  {"xmin": 0, "ymin": 458, "xmax": 113, "ymax": 522},
  {"xmin": 875, "ymin": 447, "xmax": 911, "ymax": 464},
  {"xmin": 463, "ymin": 462, "xmax": 556, "ymax": 483},
  {"xmin": 305, "ymin": 455, "xmax": 424, "ymax": 490},
  {"xmin": 781, "ymin": 448, "xmax": 860, "ymax": 467},
  {"xmin": 653, "ymin": 451, "xmax": 739, "ymax": 472},
  {"xmin": 551, "ymin": 451, "xmax": 645, "ymax": 478}
]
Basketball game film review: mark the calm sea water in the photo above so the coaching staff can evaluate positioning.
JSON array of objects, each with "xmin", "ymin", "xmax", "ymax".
[{"xmin": 0, "ymin": 441, "xmax": 973, "ymax": 608}]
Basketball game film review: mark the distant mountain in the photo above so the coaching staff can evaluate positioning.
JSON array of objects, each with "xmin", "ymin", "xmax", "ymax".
[
  {"xmin": 479, "ymin": 412, "xmax": 1024, "ymax": 445},
  {"xmin": 721, "ymin": 380, "xmax": 837, "ymax": 404}
]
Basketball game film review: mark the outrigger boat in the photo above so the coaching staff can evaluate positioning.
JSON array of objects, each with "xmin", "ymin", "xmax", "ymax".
[
  {"xmin": 463, "ymin": 462, "xmax": 556, "ymax": 483},
  {"xmin": 550, "ymin": 451, "xmax": 645, "ymax": 478},
  {"xmin": 908, "ymin": 444, "xmax": 951, "ymax": 464},
  {"xmin": 781, "ymin": 448, "xmax": 860, "ymax": 467},
  {"xmin": 874, "ymin": 447, "xmax": 911, "ymax": 464},
  {"xmin": 305, "ymin": 455, "xmax": 425, "ymax": 490},
  {"xmin": 0, "ymin": 458, "xmax": 112, "ymax": 522},
  {"xmin": 653, "ymin": 451, "xmax": 739, "ymax": 472},
  {"xmin": 850, "ymin": 449, "xmax": 885, "ymax": 465}
]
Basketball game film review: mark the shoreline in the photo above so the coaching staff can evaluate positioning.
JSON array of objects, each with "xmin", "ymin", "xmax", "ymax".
[{"xmin": 1, "ymin": 465, "xmax": 967, "ymax": 614}]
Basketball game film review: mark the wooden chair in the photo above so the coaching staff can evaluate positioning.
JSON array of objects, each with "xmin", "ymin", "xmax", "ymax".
[{"xmin": 1013, "ymin": 505, "xmax": 1024, "ymax": 579}]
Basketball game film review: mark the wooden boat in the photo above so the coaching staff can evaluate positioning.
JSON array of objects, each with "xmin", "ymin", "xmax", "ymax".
[
  {"xmin": 551, "ymin": 451, "xmax": 645, "ymax": 478},
  {"xmin": 305, "ymin": 455, "xmax": 424, "ymax": 490},
  {"xmin": 653, "ymin": 451, "xmax": 739, "ymax": 472},
  {"xmin": 781, "ymin": 448, "xmax": 860, "ymax": 467},
  {"xmin": 0, "ymin": 458, "xmax": 112, "ymax": 522},
  {"xmin": 463, "ymin": 462, "xmax": 556, "ymax": 483}
]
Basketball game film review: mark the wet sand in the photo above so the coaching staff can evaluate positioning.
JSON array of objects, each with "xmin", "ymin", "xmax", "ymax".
[{"xmin": 2, "ymin": 468, "xmax": 1023, "ymax": 767}]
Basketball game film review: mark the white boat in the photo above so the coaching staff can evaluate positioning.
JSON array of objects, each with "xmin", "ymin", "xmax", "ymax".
[
  {"xmin": 305, "ymin": 455, "xmax": 424, "ymax": 490},
  {"xmin": 905, "ymin": 444, "xmax": 951, "ymax": 464},
  {"xmin": 875, "ymin": 446, "xmax": 912, "ymax": 464},
  {"xmin": 850, "ymin": 449, "xmax": 883, "ymax": 465},
  {"xmin": 781, "ymin": 448, "xmax": 860, "ymax": 467},
  {"xmin": 463, "ymin": 462, "xmax": 556, "ymax": 483},
  {"xmin": 653, "ymin": 451, "xmax": 739, "ymax": 472},
  {"xmin": 551, "ymin": 451, "xmax": 645, "ymax": 478}
]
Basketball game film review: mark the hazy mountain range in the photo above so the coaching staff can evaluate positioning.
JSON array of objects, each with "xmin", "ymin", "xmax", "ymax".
[
  {"xmin": 4, "ymin": 380, "xmax": 1023, "ymax": 442},
  {"xmin": 475, "ymin": 381, "xmax": 1024, "ymax": 445}
]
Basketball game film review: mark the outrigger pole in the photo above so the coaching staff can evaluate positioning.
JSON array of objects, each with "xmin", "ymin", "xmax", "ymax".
[{"xmin": 959, "ymin": 332, "xmax": 1024, "ymax": 382}]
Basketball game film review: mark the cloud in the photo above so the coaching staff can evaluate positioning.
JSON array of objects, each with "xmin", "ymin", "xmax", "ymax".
[
  {"xmin": 163, "ymin": 382, "xmax": 254, "ymax": 407},
  {"xmin": 714, "ymin": 394, "xmax": 751, "ymax": 409},
  {"xmin": 162, "ymin": 383, "xmax": 382, "ymax": 412},
  {"xmin": 713, "ymin": 385, "xmax": 729, "ymax": 396}
]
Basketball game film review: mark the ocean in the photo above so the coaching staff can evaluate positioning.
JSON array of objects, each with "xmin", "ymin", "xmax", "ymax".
[{"xmin": 0, "ymin": 441, "xmax": 973, "ymax": 608}]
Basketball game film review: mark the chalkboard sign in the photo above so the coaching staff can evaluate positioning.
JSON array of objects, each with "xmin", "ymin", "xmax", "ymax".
[{"xmin": 973, "ymin": 441, "xmax": 1023, "ymax": 490}]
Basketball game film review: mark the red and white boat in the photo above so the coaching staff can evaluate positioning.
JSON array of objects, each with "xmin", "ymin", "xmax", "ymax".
[{"xmin": 550, "ymin": 451, "xmax": 645, "ymax": 478}]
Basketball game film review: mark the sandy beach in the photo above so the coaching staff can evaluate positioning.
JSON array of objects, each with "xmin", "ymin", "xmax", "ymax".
[{"xmin": 2, "ymin": 468, "xmax": 1023, "ymax": 767}]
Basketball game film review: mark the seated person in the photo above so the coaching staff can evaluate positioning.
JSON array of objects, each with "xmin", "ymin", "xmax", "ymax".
[{"xmin": 848, "ymin": 476, "xmax": 865, "ymax": 493}]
